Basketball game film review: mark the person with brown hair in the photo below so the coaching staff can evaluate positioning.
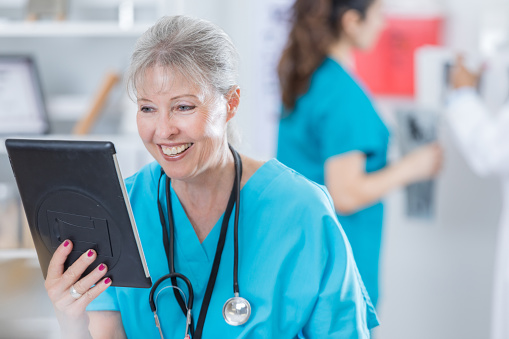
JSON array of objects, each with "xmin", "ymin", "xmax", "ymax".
[{"xmin": 277, "ymin": 0, "xmax": 442, "ymax": 308}]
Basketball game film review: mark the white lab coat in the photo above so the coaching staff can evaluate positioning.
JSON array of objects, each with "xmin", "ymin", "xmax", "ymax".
[{"xmin": 446, "ymin": 89, "xmax": 509, "ymax": 339}]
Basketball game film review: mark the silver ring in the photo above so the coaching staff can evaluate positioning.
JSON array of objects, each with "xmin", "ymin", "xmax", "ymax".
[{"xmin": 69, "ymin": 285, "xmax": 82, "ymax": 300}]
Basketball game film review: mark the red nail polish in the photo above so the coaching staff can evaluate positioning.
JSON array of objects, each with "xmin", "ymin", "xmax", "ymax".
[
  {"xmin": 99, "ymin": 264, "xmax": 105, "ymax": 271},
  {"xmin": 87, "ymin": 250, "xmax": 94, "ymax": 257},
  {"xmin": 104, "ymin": 278, "xmax": 111, "ymax": 284},
  {"xmin": 63, "ymin": 240, "xmax": 69, "ymax": 247}
]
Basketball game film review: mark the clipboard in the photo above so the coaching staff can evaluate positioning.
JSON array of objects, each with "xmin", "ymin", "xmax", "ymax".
[
  {"xmin": 395, "ymin": 108, "xmax": 438, "ymax": 220},
  {"xmin": 5, "ymin": 139, "xmax": 151, "ymax": 288}
]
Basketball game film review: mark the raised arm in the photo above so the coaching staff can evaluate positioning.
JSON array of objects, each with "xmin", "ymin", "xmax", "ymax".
[
  {"xmin": 88, "ymin": 311, "xmax": 127, "ymax": 339},
  {"xmin": 44, "ymin": 240, "xmax": 125, "ymax": 338},
  {"xmin": 325, "ymin": 144, "xmax": 442, "ymax": 215},
  {"xmin": 446, "ymin": 56, "xmax": 509, "ymax": 176},
  {"xmin": 446, "ymin": 89, "xmax": 509, "ymax": 176}
]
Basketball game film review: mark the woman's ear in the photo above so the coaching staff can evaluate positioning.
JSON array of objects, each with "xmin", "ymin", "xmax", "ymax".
[
  {"xmin": 340, "ymin": 9, "xmax": 362, "ymax": 40},
  {"xmin": 226, "ymin": 86, "xmax": 241, "ymax": 122}
]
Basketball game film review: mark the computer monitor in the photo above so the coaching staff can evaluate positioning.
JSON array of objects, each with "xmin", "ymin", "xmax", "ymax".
[{"xmin": 0, "ymin": 55, "xmax": 49, "ymax": 135}]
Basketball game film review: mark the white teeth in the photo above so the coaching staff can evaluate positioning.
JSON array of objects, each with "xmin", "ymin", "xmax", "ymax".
[{"xmin": 162, "ymin": 143, "xmax": 192, "ymax": 156}]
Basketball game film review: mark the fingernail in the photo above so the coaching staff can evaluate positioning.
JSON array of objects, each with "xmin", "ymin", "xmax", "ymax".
[
  {"xmin": 63, "ymin": 240, "xmax": 69, "ymax": 247},
  {"xmin": 99, "ymin": 264, "xmax": 105, "ymax": 271},
  {"xmin": 87, "ymin": 250, "xmax": 94, "ymax": 257},
  {"xmin": 104, "ymin": 278, "xmax": 111, "ymax": 284}
]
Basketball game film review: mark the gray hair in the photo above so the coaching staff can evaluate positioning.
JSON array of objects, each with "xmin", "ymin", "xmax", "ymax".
[
  {"xmin": 127, "ymin": 15, "xmax": 239, "ymax": 98},
  {"xmin": 127, "ymin": 15, "xmax": 241, "ymax": 144}
]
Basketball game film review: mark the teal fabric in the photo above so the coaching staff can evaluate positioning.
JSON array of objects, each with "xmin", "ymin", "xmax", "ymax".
[
  {"xmin": 87, "ymin": 159, "xmax": 378, "ymax": 338},
  {"xmin": 277, "ymin": 57, "xmax": 390, "ymax": 307}
]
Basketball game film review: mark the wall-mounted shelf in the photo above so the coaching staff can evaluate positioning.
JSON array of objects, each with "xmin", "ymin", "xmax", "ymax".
[
  {"xmin": 0, "ymin": 21, "xmax": 151, "ymax": 37},
  {"xmin": 0, "ymin": 248, "xmax": 37, "ymax": 261}
]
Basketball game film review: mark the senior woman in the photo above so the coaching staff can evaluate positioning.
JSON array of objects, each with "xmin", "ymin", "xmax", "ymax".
[{"xmin": 44, "ymin": 15, "xmax": 378, "ymax": 338}]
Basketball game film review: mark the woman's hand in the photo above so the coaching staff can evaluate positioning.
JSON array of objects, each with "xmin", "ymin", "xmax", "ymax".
[
  {"xmin": 44, "ymin": 240, "xmax": 111, "ymax": 338},
  {"xmin": 450, "ymin": 55, "xmax": 481, "ymax": 89},
  {"xmin": 400, "ymin": 142, "xmax": 443, "ymax": 183}
]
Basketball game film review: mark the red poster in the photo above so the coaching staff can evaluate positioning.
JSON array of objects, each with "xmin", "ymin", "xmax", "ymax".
[{"xmin": 354, "ymin": 16, "xmax": 444, "ymax": 96}]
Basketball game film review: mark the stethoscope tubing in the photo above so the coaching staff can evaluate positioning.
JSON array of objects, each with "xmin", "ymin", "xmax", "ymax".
[
  {"xmin": 156, "ymin": 170, "xmax": 195, "ymax": 336},
  {"xmin": 232, "ymin": 147, "xmax": 241, "ymax": 295},
  {"xmin": 149, "ymin": 272, "xmax": 194, "ymax": 312},
  {"xmin": 151, "ymin": 145, "xmax": 243, "ymax": 339}
]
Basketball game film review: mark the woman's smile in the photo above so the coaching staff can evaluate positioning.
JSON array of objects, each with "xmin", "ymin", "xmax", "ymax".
[
  {"xmin": 160, "ymin": 143, "xmax": 193, "ymax": 156},
  {"xmin": 158, "ymin": 143, "xmax": 194, "ymax": 161}
]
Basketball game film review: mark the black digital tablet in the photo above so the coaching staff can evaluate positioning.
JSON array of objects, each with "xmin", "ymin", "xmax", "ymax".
[{"xmin": 5, "ymin": 139, "xmax": 152, "ymax": 288}]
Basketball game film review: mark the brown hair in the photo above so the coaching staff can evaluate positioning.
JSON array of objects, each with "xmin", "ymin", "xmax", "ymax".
[{"xmin": 278, "ymin": 0, "xmax": 375, "ymax": 110}]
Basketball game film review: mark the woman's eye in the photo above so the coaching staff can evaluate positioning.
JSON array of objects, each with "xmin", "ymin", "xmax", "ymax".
[
  {"xmin": 176, "ymin": 105, "xmax": 196, "ymax": 113},
  {"xmin": 140, "ymin": 106, "xmax": 155, "ymax": 113}
]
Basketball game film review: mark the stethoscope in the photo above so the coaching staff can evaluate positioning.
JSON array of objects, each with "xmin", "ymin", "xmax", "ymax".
[{"xmin": 149, "ymin": 145, "xmax": 251, "ymax": 339}]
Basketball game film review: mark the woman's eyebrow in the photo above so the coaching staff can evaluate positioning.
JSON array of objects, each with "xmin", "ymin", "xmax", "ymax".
[
  {"xmin": 170, "ymin": 94, "xmax": 198, "ymax": 100},
  {"xmin": 137, "ymin": 94, "xmax": 198, "ymax": 101}
]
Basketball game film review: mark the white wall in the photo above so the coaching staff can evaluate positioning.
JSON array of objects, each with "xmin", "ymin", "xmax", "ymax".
[
  {"xmin": 376, "ymin": 124, "xmax": 502, "ymax": 339},
  {"xmin": 379, "ymin": 1, "xmax": 506, "ymax": 338}
]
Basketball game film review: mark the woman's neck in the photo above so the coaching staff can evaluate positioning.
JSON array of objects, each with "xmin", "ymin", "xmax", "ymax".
[
  {"xmin": 171, "ymin": 145, "xmax": 235, "ymax": 242},
  {"xmin": 328, "ymin": 38, "xmax": 355, "ymax": 70}
]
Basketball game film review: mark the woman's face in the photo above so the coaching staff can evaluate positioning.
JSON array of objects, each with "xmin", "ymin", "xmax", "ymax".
[
  {"xmin": 349, "ymin": 0, "xmax": 385, "ymax": 50},
  {"xmin": 136, "ymin": 66, "xmax": 235, "ymax": 181}
]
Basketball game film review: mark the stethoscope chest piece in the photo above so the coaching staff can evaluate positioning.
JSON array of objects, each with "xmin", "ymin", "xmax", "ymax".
[{"xmin": 222, "ymin": 293, "xmax": 251, "ymax": 326}]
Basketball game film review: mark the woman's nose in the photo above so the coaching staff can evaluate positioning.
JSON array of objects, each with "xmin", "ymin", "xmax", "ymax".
[{"xmin": 155, "ymin": 112, "xmax": 179, "ymax": 138}]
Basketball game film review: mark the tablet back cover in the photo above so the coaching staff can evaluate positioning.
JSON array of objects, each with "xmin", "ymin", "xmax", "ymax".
[{"xmin": 6, "ymin": 139, "xmax": 151, "ymax": 288}]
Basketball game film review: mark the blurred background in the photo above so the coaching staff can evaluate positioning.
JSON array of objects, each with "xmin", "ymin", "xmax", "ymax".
[{"xmin": 0, "ymin": 0, "xmax": 508, "ymax": 338}]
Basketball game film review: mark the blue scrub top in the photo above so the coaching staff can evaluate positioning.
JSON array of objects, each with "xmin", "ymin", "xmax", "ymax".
[
  {"xmin": 277, "ymin": 57, "xmax": 390, "ymax": 307},
  {"xmin": 87, "ymin": 159, "xmax": 378, "ymax": 338}
]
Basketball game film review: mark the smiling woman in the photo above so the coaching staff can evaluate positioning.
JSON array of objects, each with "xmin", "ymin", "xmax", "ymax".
[
  {"xmin": 42, "ymin": 15, "xmax": 378, "ymax": 339},
  {"xmin": 134, "ymin": 66, "xmax": 238, "ymax": 182}
]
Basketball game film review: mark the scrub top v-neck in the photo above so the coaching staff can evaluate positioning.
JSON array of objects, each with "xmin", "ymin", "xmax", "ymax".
[
  {"xmin": 168, "ymin": 184, "xmax": 224, "ymax": 290},
  {"xmin": 87, "ymin": 159, "xmax": 379, "ymax": 338}
]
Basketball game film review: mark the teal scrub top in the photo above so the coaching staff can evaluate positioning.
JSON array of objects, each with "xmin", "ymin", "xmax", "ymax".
[
  {"xmin": 277, "ymin": 57, "xmax": 390, "ymax": 307},
  {"xmin": 87, "ymin": 159, "xmax": 379, "ymax": 338}
]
